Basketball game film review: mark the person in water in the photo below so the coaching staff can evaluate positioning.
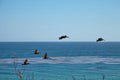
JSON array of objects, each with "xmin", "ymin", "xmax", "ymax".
[{"xmin": 44, "ymin": 52, "xmax": 48, "ymax": 59}]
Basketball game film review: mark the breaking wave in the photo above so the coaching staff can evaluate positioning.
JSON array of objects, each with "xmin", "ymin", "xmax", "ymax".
[{"xmin": 0, "ymin": 56, "xmax": 120, "ymax": 64}]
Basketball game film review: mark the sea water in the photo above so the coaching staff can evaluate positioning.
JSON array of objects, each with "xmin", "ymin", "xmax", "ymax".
[{"xmin": 0, "ymin": 42, "xmax": 120, "ymax": 80}]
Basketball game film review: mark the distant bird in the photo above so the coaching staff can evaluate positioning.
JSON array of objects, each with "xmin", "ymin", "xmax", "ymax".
[
  {"xmin": 22, "ymin": 59, "xmax": 29, "ymax": 65},
  {"xmin": 96, "ymin": 37, "xmax": 104, "ymax": 42},
  {"xmin": 44, "ymin": 52, "xmax": 48, "ymax": 59},
  {"xmin": 34, "ymin": 49, "xmax": 39, "ymax": 54},
  {"xmin": 59, "ymin": 35, "xmax": 69, "ymax": 40}
]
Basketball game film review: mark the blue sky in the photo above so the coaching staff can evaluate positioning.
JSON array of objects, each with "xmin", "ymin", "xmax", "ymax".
[{"xmin": 0, "ymin": 0, "xmax": 120, "ymax": 42}]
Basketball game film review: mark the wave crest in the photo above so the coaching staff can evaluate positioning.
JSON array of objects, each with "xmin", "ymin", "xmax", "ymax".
[{"xmin": 0, "ymin": 56, "xmax": 120, "ymax": 64}]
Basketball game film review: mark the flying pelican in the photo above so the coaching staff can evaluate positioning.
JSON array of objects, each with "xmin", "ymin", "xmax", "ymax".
[
  {"xmin": 96, "ymin": 37, "xmax": 104, "ymax": 42},
  {"xmin": 22, "ymin": 59, "xmax": 29, "ymax": 65},
  {"xmin": 59, "ymin": 35, "xmax": 69, "ymax": 40},
  {"xmin": 34, "ymin": 49, "xmax": 39, "ymax": 54}
]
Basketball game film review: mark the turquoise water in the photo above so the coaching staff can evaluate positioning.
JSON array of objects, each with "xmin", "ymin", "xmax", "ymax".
[{"xmin": 0, "ymin": 42, "xmax": 120, "ymax": 80}]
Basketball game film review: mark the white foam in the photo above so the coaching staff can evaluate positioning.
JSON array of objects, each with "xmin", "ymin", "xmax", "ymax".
[{"xmin": 0, "ymin": 56, "xmax": 120, "ymax": 64}]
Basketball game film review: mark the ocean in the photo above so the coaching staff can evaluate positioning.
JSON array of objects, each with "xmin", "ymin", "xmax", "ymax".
[{"xmin": 0, "ymin": 42, "xmax": 120, "ymax": 80}]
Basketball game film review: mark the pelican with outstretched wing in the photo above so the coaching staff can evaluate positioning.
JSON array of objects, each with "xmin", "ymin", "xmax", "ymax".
[
  {"xmin": 59, "ymin": 35, "xmax": 69, "ymax": 40},
  {"xmin": 96, "ymin": 38, "xmax": 104, "ymax": 42}
]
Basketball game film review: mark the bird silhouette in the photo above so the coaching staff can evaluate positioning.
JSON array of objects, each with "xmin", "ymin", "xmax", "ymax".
[
  {"xmin": 96, "ymin": 38, "xmax": 104, "ymax": 42},
  {"xmin": 59, "ymin": 35, "xmax": 69, "ymax": 40}
]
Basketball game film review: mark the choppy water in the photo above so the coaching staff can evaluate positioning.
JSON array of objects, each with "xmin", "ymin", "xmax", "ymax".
[{"xmin": 0, "ymin": 42, "xmax": 120, "ymax": 80}]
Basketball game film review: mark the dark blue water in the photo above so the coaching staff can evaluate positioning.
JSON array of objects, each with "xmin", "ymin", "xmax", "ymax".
[
  {"xmin": 0, "ymin": 42, "xmax": 120, "ymax": 58},
  {"xmin": 0, "ymin": 42, "xmax": 120, "ymax": 80}
]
